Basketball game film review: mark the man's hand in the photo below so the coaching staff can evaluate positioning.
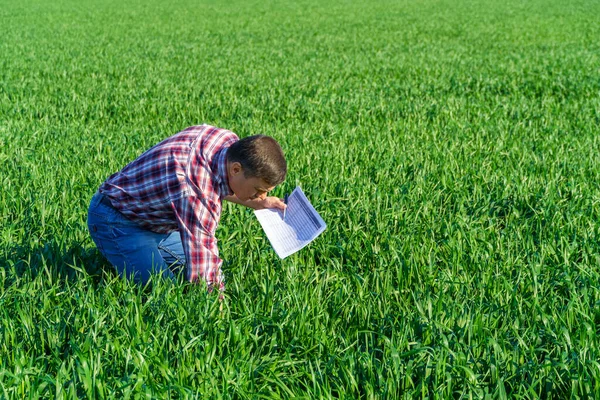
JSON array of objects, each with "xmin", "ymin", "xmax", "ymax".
[
  {"xmin": 248, "ymin": 196, "xmax": 286, "ymax": 210},
  {"xmin": 224, "ymin": 195, "xmax": 286, "ymax": 211}
]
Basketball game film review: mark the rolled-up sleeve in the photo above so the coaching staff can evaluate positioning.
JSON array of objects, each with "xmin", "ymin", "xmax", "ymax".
[{"xmin": 171, "ymin": 195, "xmax": 224, "ymax": 291}]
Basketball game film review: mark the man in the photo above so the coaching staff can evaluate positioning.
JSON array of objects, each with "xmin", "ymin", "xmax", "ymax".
[{"xmin": 87, "ymin": 124, "xmax": 287, "ymax": 292}]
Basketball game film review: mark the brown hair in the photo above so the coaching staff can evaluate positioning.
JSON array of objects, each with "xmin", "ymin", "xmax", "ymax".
[{"xmin": 227, "ymin": 135, "xmax": 287, "ymax": 186}]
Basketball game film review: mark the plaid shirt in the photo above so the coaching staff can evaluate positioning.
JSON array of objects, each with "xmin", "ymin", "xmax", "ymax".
[{"xmin": 99, "ymin": 125, "xmax": 238, "ymax": 290}]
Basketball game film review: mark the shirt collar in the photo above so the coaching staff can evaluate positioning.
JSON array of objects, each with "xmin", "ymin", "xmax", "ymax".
[{"xmin": 213, "ymin": 147, "xmax": 233, "ymax": 198}]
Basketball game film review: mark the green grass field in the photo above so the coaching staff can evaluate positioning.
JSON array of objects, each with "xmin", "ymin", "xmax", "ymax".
[{"xmin": 2, "ymin": 0, "xmax": 600, "ymax": 397}]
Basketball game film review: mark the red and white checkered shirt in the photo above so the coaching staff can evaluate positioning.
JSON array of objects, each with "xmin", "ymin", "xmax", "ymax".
[{"xmin": 99, "ymin": 125, "xmax": 238, "ymax": 290}]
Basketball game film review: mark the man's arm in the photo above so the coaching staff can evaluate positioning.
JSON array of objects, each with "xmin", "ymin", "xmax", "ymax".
[
  {"xmin": 224, "ymin": 195, "xmax": 286, "ymax": 210},
  {"xmin": 172, "ymin": 195, "xmax": 224, "ymax": 290}
]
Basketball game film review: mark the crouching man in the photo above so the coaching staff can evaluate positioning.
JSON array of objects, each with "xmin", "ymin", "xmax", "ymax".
[{"xmin": 87, "ymin": 124, "xmax": 287, "ymax": 292}]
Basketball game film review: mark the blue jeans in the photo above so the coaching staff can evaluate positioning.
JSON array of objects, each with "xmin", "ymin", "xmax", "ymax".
[{"xmin": 87, "ymin": 192, "xmax": 186, "ymax": 284}]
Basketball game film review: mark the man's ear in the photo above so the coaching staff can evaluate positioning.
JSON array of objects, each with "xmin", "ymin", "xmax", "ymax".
[{"xmin": 229, "ymin": 161, "xmax": 243, "ymax": 176}]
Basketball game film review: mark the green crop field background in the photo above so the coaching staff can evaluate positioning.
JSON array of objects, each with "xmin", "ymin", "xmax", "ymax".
[{"xmin": 1, "ymin": 0, "xmax": 600, "ymax": 397}]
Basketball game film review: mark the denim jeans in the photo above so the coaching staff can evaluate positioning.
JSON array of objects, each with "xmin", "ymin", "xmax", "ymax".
[{"xmin": 87, "ymin": 192, "xmax": 186, "ymax": 284}]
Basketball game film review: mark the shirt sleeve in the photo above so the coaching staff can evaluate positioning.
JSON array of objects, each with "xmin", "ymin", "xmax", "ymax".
[{"xmin": 171, "ymin": 194, "xmax": 224, "ymax": 292}]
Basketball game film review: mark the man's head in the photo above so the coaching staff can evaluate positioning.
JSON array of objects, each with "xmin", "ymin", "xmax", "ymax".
[{"xmin": 226, "ymin": 135, "xmax": 287, "ymax": 201}]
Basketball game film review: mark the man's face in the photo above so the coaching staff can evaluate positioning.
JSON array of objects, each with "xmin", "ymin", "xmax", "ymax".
[{"xmin": 227, "ymin": 162, "xmax": 275, "ymax": 201}]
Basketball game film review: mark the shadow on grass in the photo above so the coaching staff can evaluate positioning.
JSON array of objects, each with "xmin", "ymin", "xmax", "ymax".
[
  {"xmin": 0, "ymin": 235, "xmax": 117, "ymax": 286},
  {"xmin": 0, "ymin": 235, "xmax": 195, "ymax": 296}
]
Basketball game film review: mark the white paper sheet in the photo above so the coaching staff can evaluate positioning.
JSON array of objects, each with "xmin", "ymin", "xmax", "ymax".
[{"xmin": 254, "ymin": 186, "xmax": 326, "ymax": 259}]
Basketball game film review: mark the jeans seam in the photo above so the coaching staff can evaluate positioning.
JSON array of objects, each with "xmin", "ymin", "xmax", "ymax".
[
  {"xmin": 158, "ymin": 243, "xmax": 186, "ymax": 268},
  {"xmin": 89, "ymin": 204, "xmax": 121, "ymax": 222},
  {"xmin": 110, "ymin": 226, "xmax": 132, "ymax": 277}
]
